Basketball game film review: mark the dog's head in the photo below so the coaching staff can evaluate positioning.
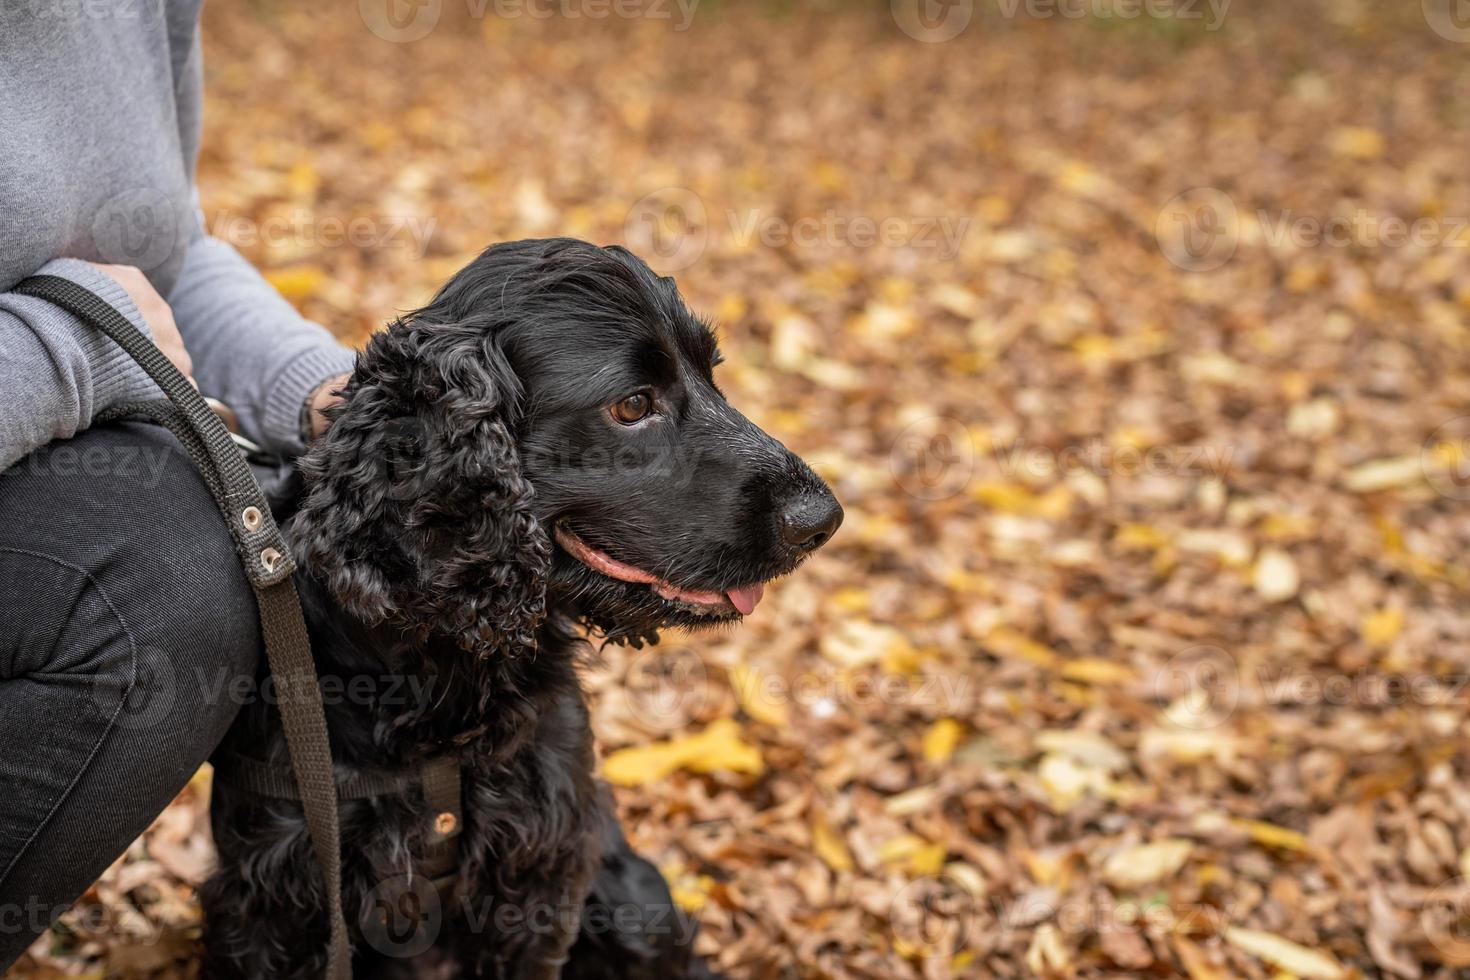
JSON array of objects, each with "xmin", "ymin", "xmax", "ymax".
[{"xmin": 293, "ymin": 238, "xmax": 841, "ymax": 655}]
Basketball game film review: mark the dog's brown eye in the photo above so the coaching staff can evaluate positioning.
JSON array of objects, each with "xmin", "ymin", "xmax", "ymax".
[{"xmin": 611, "ymin": 392, "xmax": 653, "ymax": 425}]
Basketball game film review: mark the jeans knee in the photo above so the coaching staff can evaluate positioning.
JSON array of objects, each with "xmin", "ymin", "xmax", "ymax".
[
  {"xmin": 111, "ymin": 538, "xmax": 263, "ymax": 758},
  {"xmin": 1, "ymin": 422, "xmax": 264, "ymax": 759}
]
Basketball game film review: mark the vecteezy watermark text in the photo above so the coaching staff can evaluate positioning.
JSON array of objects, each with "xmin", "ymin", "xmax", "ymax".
[
  {"xmin": 995, "ymin": 440, "xmax": 1236, "ymax": 479},
  {"xmin": 624, "ymin": 189, "xmax": 972, "ymax": 271},
  {"xmin": 207, "ymin": 209, "xmax": 438, "ymax": 258},
  {"xmin": 890, "ymin": 0, "xmax": 1229, "ymax": 44},
  {"xmin": 359, "ymin": 0, "xmax": 699, "ymax": 43},
  {"xmin": 726, "ymin": 210, "xmax": 970, "ymax": 261},
  {"xmin": 1157, "ymin": 188, "xmax": 1470, "ymax": 273}
]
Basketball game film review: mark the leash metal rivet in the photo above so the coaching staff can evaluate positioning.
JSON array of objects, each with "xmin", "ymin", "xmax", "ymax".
[
  {"xmin": 260, "ymin": 547, "xmax": 283, "ymax": 573},
  {"xmin": 435, "ymin": 812, "xmax": 458, "ymax": 835},
  {"xmin": 242, "ymin": 506, "xmax": 263, "ymax": 532}
]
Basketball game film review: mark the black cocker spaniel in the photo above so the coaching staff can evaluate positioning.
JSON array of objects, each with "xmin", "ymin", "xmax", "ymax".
[{"xmin": 201, "ymin": 239, "xmax": 842, "ymax": 979}]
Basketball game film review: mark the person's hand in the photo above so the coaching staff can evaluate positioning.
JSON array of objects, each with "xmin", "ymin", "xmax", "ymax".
[
  {"xmin": 306, "ymin": 372, "xmax": 351, "ymax": 440},
  {"xmin": 88, "ymin": 262, "xmax": 195, "ymax": 387}
]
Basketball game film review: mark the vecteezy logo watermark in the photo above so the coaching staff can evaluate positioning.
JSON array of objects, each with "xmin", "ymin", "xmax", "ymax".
[
  {"xmin": 616, "ymin": 645, "xmax": 711, "ymax": 731},
  {"xmin": 360, "ymin": 0, "xmax": 443, "ymax": 42},
  {"xmin": 1423, "ymin": 416, "xmax": 1470, "ymax": 500},
  {"xmin": 361, "ymin": 873, "xmax": 442, "ymax": 957},
  {"xmin": 89, "ymin": 644, "xmax": 177, "ymax": 733},
  {"xmin": 1155, "ymin": 187, "xmax": 1239, "ymax": 272},
  {"xmin": 93, "ymin": 186, "xmax": 183, "ymax": 272},
  {"xmin": 623, "ymin": 188, "xmax": 709, "ymax": 272},
  {"xmin": 1422, "ymin": 877, "xmax": 1470, "ymax": 963},
  {"xmin": 890, "ymin": 416, "xmax": 975, "ymax": 501},
  {"xmin": 891, "ymin": 0, "xmax": 975, "ymax": 42},
  {"xmin": 360, "ymin": 0, "xmax": 698, "ymax": 41},
  {"xmin": 1151, "ymin": 645, "xmax": 1239, "ymax": 730},
  {"xmin": 889, "ymin": 874, "xmax": 981, "ymax": 958},
  {"xmin": 1424, "ymin": 0, "xmax": 1470, "ymax": 42}
]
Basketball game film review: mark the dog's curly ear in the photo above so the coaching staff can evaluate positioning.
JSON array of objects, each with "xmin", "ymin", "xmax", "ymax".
[{"xmin": 290, "ymin": 312, "xmax": 549, "ymax": 657}]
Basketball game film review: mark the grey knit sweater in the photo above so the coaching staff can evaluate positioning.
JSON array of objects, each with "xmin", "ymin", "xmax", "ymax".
[{"xmin": 0, "ymin": 0, "xmax": 356, "ymax": 470}]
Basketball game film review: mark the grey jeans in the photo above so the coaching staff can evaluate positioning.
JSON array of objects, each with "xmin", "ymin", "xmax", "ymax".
[{"xmin": 0, "ymin": 421, "xmax": 261, "ymax": 968}]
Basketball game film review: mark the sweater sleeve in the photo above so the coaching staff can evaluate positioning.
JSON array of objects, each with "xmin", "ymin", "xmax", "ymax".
[
  {"xmin": 165, "ymin": 33, "xmax": 356, "ymax": 457},
  {"xmin": 0, "ymin": 258, "xmax": 158, "ymax": 471},
  {"xmin": 167, "ymin": 230, "xmax": 356, "ymax": 456}
]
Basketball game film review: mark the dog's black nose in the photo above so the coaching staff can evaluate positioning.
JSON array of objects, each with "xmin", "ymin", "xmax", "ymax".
[{"xmin": 780, "ymin": 492, "xmax": 844, "ymax": 552}]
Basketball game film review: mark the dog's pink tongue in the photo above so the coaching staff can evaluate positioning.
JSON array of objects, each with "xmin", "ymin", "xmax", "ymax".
[{"xmin": 726, "ymin": 584, "xmax": 765, "ymax": 616}]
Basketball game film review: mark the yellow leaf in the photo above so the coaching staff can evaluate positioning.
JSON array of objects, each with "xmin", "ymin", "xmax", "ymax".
[
  {"xmin": 1025, "ymin": 923, "xmax": 1071, "ymax": 974},
  {"xmin": 770, "ymin": 312, "xmax": 818, "ymax": 371},
  {"xmin": 1252, "ymin": 548, "xmax": 1299, "ymax": 602},
  {"xmin": 1115, "ymin": 523, "xmax": 1170, "ymax": 551},
  {"xmin": 1344, "ymin": 456, "xmax": 1423, "ymax": 493},
  {"xmin": 1102, "ymin": 839, "xmax": 1194, "ymax": 890},
  {"xmin": 931, "ymin": 283, "xmax": 981, "ymax": 318},
  {"xmin": 830, "ymin": 586, "xmax": 872, "ymax": 613},
  {"xmin": 821, "ymin": 620, "xmax": 911, "ymax": 669},
  {"xmin": 810, "ymin": 160, "xmax": 847, "ymax": 192},
  {"xmin": 973, "ymin": 480, "xmax": 1036, "ymax": 513},
  {"xmin": 1233, "ymin": 818, "xmax": 1308, "ymax": 852},
  {"xmin": 884, "ymin": 784, "xmax": 941, "ymax": 816},
  {"xmin": 602, "ymin": 719, "xmax": 763, "ymax": 787},
  {"xmin": 189, "ymin": 764, "xmax": 214, "ymax": 797},
  {"xmin": 1361, "ymin": 607, "xmax": 1404, "ymax": 649},
  {"xmin": 1037, "ymin": 753, "xmax": 1109, "ymax": 811},
  {"xmin": 1171, "ymin": 935, "xmax": 1227, "ymax": 980},
  {"xmin": 878, "ymin": 834, "xmax": 947, "ymax": 875},
  {"xmin": 286, "ymin": 160, "xmax": 319, "ymax": 198},
  {"xmin": 1329, "ymin": 126, "xmax": 1384, "ymax": 160},
  {"xmin": 715, "ymin": 293, "xmax": 748, "ymax": 323},
  {"xmin": 1224, "ymin": 927, "xmax": 1345, "ymax": 979},
  {"xmin": 727, "ymin": 664, "xmax": 789, "ymax": 727},
  {"xmin": 878, "ymin": 834, "xmax": 926, "ymax": 863},
  {"xmin": 1176, "ymin": 529, "xmax": 1253, "ymax": 567},
  {"xmin": 812, "ymin": 817, "xmax": 853, "ymax": 872},
  {"xmin": 984, "ymin": 627, "xmax": 1059, "ymax": 669},
  {"xmin": 922, "ymin": 718, "xmax": 963, "ymax": 763},
  {"xmin": 264, "ymin": 264, "xmax": 326, "ymax": 302},
  {"xmin": 1034, "ymin": 730, "xmax": 1129, "ymax": 772},
  {"xmin": 854, "ymin": 302, "xmax": 916, "ymax": 340},
  {"xmin": 1023, "ymin": 850, "xmax": 1068, "ymax": 886},
  {"xmin": 800, "ymin": 357, "xmax": 865, "ymax": 391},
  {"xmin": 1182, "ymin": 352, "xmax": 1249, "ymax": 386},
  {"xmin": 662, "ymin": 865, "xmax": 714, "ymax": 913},
  {"xmin": 1060, "ymin": 658, "xmax": 1136, "ymax": 686},
  {"xmin": 909, "ymin": 841, "xmax": 947, "ymax": 876}
]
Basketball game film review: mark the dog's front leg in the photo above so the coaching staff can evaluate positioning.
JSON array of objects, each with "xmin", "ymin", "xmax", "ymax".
[
  {"xmin": 512, "ymin": 887, "xmax": 591, "ymax": 980},
  {"xmin": 201, "ymin": 790, "xmax": 336, "ymax": 980}
]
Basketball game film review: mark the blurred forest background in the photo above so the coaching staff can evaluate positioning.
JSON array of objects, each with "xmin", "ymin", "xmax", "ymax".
[{"xmin": 11, "ymin": 0, "xmax": 1470, "ymax": 977}]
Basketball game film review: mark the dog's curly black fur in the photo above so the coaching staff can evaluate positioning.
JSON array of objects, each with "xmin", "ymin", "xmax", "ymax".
[{"xmin": 200, "ymin": 239, "xmax": 841, "ymax": 979}]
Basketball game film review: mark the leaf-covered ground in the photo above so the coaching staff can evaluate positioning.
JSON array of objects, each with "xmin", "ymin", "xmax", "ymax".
[{"xmin": 11, "ymin": 1, "xmax": 1470, "ymax": 977}]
